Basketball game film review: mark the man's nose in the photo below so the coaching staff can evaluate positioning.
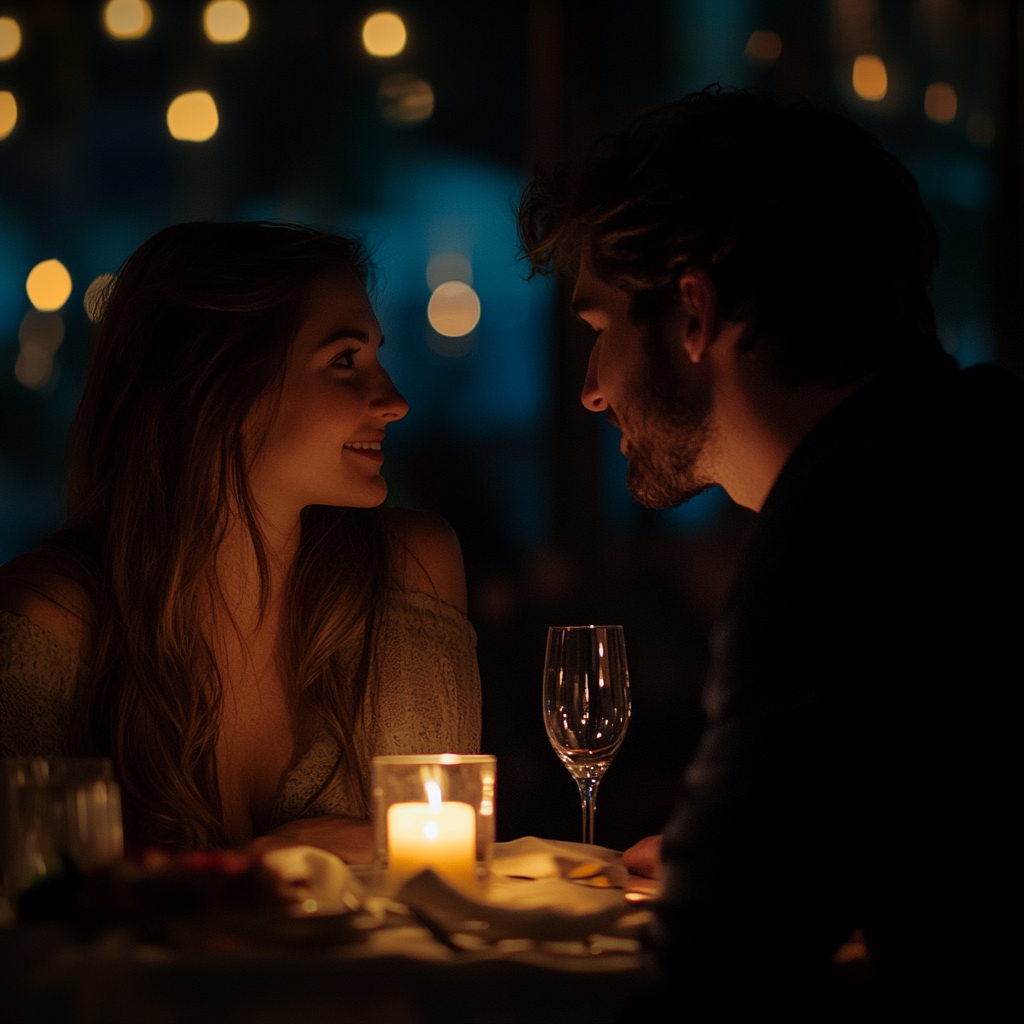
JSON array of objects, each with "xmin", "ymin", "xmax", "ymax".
[
  {"xmin": 580, "ymin": 344, "xmax": 606, "ymax": 412},
  {"xmin": 371, "ymin": 369, "xmax": 410, "ymax": 422}
]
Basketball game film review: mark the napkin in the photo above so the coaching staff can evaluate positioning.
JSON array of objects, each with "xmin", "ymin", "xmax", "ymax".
[
  {"xmin": 392, "ymin": 838, "xmax": 637, "ymax": 943},
  {"xmin": 260, "ymin": 845, "xmax": 364, "ymax": 915}
]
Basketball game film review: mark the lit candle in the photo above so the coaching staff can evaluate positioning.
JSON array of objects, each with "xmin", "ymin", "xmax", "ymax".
[{"xmin": 386, "ymin": 781, "xmax": 477, "ymax": 892}]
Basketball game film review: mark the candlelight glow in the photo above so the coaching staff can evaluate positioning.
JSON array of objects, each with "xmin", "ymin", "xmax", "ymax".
[
  {"xmin": 428, "ymin": 281, "xmax": 480, "ymax": 338},
  {"xmin": 167, "ymin": 91, "xmax": 219, "ymax": 141},
  {"xmin": 0, "ymin": 16, "xmax": 22, "ymax": 60},
  {"xmin": 745, "ymin": 30, "xmax": 782, "ymax": 64},
  {"xmin": 26, "ymin": 260, "xmax": 73, "ymax": 312},
  {"xmin": 924, "ymin": 82, "xmax": 957, "ymax": 124},
  {"xmin": 103, "ymin": 0, "xmax": 152, "ymax": 40},
  {"xmin": 0, "ymin": 91, "xmax": 16, "ymax": 140},
  {"xmin": 852, "ymin": 55, "xmax": 887, "ymax": 101},
  {"xmin": 203, "ymin": 1, "xmax": 250, "ymax": 44},
  {"xmin": 363, "ymin": 12, "xmax": 406, "ymax": 56}
]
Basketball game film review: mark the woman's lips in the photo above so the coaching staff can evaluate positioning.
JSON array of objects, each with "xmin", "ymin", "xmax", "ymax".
[{"xmin": 343, "ymin": 441, "xmax": 385, "ymax": 465}]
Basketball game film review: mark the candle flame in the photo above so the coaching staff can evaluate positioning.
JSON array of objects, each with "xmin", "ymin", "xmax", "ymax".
[{"xmin": 425, "ymin": 780, "xmax": 442, "ymax": 810}]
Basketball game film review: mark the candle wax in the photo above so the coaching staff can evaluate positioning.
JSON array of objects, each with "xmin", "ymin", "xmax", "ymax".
[{"xmin": 387, "ymin": 800, "xmax": 477, "ymax": 892}]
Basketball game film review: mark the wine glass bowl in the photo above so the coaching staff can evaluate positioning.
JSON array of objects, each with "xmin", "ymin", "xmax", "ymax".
[{"xmin": 543, "ymin": 625, "xmax": 630, "ymax": 845}]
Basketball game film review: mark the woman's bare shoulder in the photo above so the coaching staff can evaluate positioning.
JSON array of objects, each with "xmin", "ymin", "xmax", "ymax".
[
  {"xmin": 0, "ymin": 548, "xmax": 93, "ymax": 658},
  {"xmin": 382, "ymin": 508, "xmax": 468, "ymax": 616}
]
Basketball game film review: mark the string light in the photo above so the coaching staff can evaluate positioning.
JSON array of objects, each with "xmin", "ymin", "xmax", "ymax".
[
  {"xmin": 924, "ymin": 82, "xmax": 957, "ymax": 124},
  {"xmin": 0, "ymin": 91, "xmax": 16, "ymax": 140},
  {"xmin": 203, "ymin": 1, "xmax": 250, "ymax": 44},
  {"xmin": 852, "ymin": 54, "xmax": 887, "ymax": 101},
  {"xmin": 428, "ymin": 281, "xmax": 480, "ymax": 339},
  {"xmin": 362, "ymin": 12, "xmax": 407, "ymax": 57},
  {"xmin": 378, "ymin": 74, "xmax": 434, "ymax": 124},
  {"xmin": 745, "ymin": 30, "xmax": 782, "ymax": 64},
  {"xmin": 26, "ymin": 260, "xmax": 73, "ymax": 312},
  {"xmin": 0, "ymin": 16, "xmax": 22, "ymax": 60},
  {"xmin": 16, "ymin": 310, "xmax": 63, "ymax": 391},
  {"xmin": 167, "ymin": 91, "xmax": 219, "ymax": 141},
  {"xmin": 103, "ymin": 0, "xmax": 152, "ymax": 41},
  {"xmin": 426, "ymin": 253, "xmax": 471, "ymax": 291}
]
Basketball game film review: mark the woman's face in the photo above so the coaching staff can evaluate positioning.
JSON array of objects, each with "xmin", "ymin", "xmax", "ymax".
[{"xmin": 248, "ymin": 269, "xmax": 409, "ymax": 518}]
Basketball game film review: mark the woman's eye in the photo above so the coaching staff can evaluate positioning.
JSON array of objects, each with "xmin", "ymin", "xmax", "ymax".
[{"xmin": 332, "ymin": 349, "xmax": 357, "ymax": 370}]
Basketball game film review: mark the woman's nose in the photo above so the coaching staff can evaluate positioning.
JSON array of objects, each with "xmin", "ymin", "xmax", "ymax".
[
  {"xmin": 580, "ymin": 344, "xmax": 607, "ymax": 412},
  {"xmin": 371, "ymin": 369, "xmax": 410, "ymax": 422}
]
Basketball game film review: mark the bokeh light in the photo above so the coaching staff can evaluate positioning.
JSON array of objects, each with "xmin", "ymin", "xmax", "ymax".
[
  {"xmin": 924, "ymin": 82, "xmax": 957, "ymax": 124},
  {"xmin": 167, "ymin": 91, "xmax": 219, "ymax": 141},
  {"xmin": 852, "ymin": 54, "xmax": 887, "ymax": 101},
  {"xmin": 26, "ymin": 259, "xmax": 73, "ymax": 312},
  {"xmin": 427, "ymin": 281, "xmax": 480, "ymax": 338},
  {"xmin": 426, "ymin": 253, "xmax": 472, "ymax": 291},
  {"xmin": 966, "ymin": 111, "xmax": 995, "ymax": 147},
  {"xmin": 203, "ymin": 1, "xmax": 250, "ymax": 44},
  {"xmin": 0, "ymin": 90, "xmax": 16, "ymax": 140},
  {"xmin": 16, "ymin": 310, "xmax": 64, "ymax": 391},
  {"xmin": 103, "ymin": 0, "xmax": 153, "ymax": 41},
  {"xmin": 379, "ymin": 74, "xmax": 434, "ymax": 124},
  {"xmin": 745, "ymin": 30, "xmax": 782, "ymax": 64},
  {"xmin": 0, "ymin": 16, "xmax": 22, "ymax": 60},
  {"xmin": 362, "ymin": 12, "xmax": 407, "ymax": 57},
  {"xmin": 84, "ymin": 273, "xmax": 116, "ymax": 322}
]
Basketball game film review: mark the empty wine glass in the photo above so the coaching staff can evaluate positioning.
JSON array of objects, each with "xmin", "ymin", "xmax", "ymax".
[{"xmin": 542, "ymin": 625, "xmax": 630, "ymax": 846}]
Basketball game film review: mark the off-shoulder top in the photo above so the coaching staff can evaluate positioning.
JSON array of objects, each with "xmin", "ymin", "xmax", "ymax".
[{"xmin": 0, "ymin": 589, "xmax": 481, "ymax": 828}]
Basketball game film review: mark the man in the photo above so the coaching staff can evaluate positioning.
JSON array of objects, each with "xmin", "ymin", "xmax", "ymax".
[{"xmin": 519, "ymin": 90, "xmax": 1023, "ymax": 1001}]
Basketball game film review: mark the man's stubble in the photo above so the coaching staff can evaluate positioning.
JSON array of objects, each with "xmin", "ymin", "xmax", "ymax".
[{"xmin": 622, "ymin": 322, "xmax": 715, "ymax": 510}]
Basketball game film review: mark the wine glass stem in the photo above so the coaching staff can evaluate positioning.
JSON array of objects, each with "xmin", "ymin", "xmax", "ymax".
[{"xmin": 576, "ymin": 777, "xmax": 600, "ymax": 846}]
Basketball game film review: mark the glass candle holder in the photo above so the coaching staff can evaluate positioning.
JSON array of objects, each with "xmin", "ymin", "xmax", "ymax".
[{"xmin": 372, "ymin": 754, "xmax": 495, "ymax": 895}]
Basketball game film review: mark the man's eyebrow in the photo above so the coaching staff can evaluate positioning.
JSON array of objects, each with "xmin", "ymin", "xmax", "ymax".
[{"xmin": 315, "ymin": 329, "xmax": 372, "ymax": 350}]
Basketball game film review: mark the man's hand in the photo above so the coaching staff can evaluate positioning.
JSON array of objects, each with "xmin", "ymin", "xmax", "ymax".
[
  {"xmin": 622, "ymin": 834, "xmax": 662, "ymax": 879},
  {"xmin": 248, "ymin": 816, "xmax": 375, "ymax": 864}
]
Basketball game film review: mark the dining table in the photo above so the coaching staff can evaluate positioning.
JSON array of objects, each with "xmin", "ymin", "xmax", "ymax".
[{"xmin": 0, "ymin": 837, "xmax": 660, "ymax": 1024}]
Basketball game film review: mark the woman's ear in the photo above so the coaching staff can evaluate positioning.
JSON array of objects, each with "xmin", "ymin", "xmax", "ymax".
[{"xmin": 677, "ymin": 269, "xmax": 719, "ymax": 364}]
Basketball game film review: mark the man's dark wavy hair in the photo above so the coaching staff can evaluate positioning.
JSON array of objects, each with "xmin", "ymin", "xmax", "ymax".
[{"xmin": 518, "ymin": 88, "xmax": 942, "ymax": 387}]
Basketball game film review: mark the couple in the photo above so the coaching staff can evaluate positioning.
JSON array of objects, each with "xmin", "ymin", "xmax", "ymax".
[{"xmin": 2, "ymin": 89, "xmax": 1021, "ymax": 998}]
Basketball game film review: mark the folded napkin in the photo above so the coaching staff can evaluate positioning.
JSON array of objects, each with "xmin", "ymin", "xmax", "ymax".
[
  {"xmin": 260, "ymin": 845, "xmax": 364, "ymax": 915},
  {"xmin": 393, "ymin": 838, "xmax": 638, "ymax": 943}
]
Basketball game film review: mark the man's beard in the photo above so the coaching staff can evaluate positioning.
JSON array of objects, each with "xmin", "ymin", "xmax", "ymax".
[{"xmin": 621, "ymin": 329, "xmax": 714, "ymax": 510}]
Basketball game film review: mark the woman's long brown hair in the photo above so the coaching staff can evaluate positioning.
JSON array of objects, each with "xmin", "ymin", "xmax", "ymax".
[{"xmin": 49, "ymin": 222, "xmax": 390, "ymax": 849}]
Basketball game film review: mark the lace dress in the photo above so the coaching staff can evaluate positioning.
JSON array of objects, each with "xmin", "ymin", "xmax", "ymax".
[{"xmin": 0, "ymin": 589, "xmax": 481, "ymax": 827}]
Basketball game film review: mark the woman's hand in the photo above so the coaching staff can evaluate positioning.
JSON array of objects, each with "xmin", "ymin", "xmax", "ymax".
[
  {"xmin": 248, "ymin": 816, "xmax": 375, "ymax": 864},
  {"xmin": 622, "ymin": 834, "xmax": 662, "ymax": 879}
]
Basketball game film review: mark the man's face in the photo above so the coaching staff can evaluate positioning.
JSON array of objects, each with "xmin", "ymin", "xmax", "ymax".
[{"xmin": 572, "ymin": 254, "xmax": 715, "ymax": 509}]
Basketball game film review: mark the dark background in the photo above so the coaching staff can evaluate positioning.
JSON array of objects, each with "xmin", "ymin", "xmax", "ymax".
[{"xmin": 1, "ymin": 0, "xmax": 1021, "ymax": 850}]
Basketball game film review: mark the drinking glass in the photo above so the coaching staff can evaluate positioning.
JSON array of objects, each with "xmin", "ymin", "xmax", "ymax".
[
  {"xmin": 1, "ymin": 757, "xmax": 124, "ymax": 903},
  {"xmin": 542, "ymin": 625, "xmax": 630, "ymax": 845}
]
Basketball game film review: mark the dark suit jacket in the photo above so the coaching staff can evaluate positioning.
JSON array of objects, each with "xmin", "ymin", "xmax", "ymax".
[{"xmin": 654, "ymin": 354, "xmax": 1024, "ymax": 997}]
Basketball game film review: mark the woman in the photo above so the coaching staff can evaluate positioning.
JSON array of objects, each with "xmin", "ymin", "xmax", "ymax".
[{"xmin": 0, "ymin": 222, "xmax": 481, "ymax": 859}]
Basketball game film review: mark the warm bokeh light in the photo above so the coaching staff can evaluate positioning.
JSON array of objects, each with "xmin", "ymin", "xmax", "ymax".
[
  {"xmin": 379, "ymin": 74, "xmax": 434, "ymax": 124},
  {"xmin": 103, "ymin": 0, "xmax": 152, "ymax": 40},
  {"xmin": 966, "ymin": 111, "xmax": 995, "ymax": 147},
  {"xmin": 852, "ymin": 54, "xmax": 887, "ymax": 101},
  {"xmin": 362, "ymin": 12, "xmax": 406, "ymax": 57},
  {"xmin": 167, "ymin": 91, "xmax": 219, "ymax": 141},
  {"xmin": 745, "ymin": 30, "xmax": 782, "ymax": 64},
  {"xmin": 19, "ymin": 309, "xmax": 65, "ymax": 356},
  {"xmin": 427, "ymin": 253, "xmax": 472, "ymax": 291},
  {"xmin": 924, "ymin": 82, "xmax": 957, "ymax": 124},
  {"xmin": 427, "ymin": 281, "xmax": 480, "ymax": 338},
  {"xmin": 84, "ymin": 273, "xmax": 116, "ymax": 322},
  {"xmin": 203, "ymin": 1, "xmax": 250, "ymax": 44},
  {"xmin": 0, "ymin": 16, "xmax": 22, "ymax": 60},
  {"xmin": 0, "ymin": 90, "xmax": 16, "ymax": 140},
  {"xmin": 26, "ymin": 259, "xmax": 73, "ymax": 312}
]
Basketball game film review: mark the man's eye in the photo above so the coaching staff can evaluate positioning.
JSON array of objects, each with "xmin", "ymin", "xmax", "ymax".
[{"xmin": 333, "ymin": 349, "xmax": 357, "ymax": 370}]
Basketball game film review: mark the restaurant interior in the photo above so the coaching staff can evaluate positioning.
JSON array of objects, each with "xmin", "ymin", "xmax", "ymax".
[{"xmin": 0, "ymin": 1, "xmax": 1021, "ymax": 1017}]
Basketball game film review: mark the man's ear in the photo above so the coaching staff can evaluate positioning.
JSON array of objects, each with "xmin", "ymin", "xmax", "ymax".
[{"xmin": 677, "ymin": 269, "xmax": 719, "ymax": 364}]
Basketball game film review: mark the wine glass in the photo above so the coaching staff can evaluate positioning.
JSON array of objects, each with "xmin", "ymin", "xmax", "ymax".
[{"xmin": 542, "ymin": 625, "xmax": 630, "ymax": 846}]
